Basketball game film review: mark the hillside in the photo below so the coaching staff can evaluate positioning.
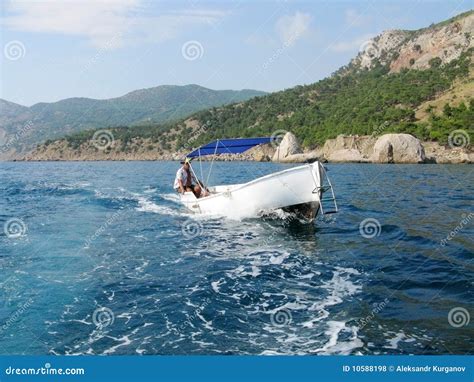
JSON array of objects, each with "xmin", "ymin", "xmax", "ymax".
[
  {"xmin": 0, "ymin": 85, "xmax": 266, "ymax": 158},
  {"xmin": 24, "ymin": 10, "xmax": 474, "ymax": 161}
]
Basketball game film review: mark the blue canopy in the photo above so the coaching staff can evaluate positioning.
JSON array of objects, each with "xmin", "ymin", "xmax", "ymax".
[{"xmin": 187, "ymin": 137, "xmax": 272, "ymax": 158}]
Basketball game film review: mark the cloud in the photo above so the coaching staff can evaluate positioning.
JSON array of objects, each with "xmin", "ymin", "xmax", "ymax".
[
  {"xmin": 275, "ymin": 12, "xmax": 311, "ymax": 46},
  {"xmin": 329, "ymin": 33, "xmax": 375, "ymax": 53},
  {"xmin": 2, "ymin": 0, "xmax": 227, "ymax": 49},
  {"xmin": 344, "ymin": 9, "xmax": 371, "ymax": 27}
]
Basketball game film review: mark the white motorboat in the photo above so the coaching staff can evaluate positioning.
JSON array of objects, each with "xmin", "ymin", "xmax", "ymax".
[{"xmin": 178, "ymin": 138, "xmax": 338, "ymax": 222}]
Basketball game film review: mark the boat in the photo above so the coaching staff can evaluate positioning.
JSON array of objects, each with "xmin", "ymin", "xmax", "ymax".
[{"xmin": 178, "ymin": 137, "xmax": 338, "ymax": 222}]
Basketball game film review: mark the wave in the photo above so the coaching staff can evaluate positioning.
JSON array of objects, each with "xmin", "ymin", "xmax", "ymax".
[{"xmin": 135, "ymin": 195, "xmax": 187, "ymax": 217}]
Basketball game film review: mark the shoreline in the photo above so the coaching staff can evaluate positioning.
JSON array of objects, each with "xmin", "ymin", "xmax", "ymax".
[
  {"xmin": 3, "ymin": 159, "xmax": 473, "ymax": 164},
  {"xmin": 6, "ymin": 133, "xmax": 473, "ymax": 164}
]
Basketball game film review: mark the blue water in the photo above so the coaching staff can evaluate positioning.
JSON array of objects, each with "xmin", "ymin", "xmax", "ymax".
[{"xmin": 0, "ymin": 161, "xmax": 473, "ymax": 355}]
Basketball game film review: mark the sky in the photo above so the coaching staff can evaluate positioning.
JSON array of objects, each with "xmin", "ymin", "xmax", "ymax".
[{"xmin": 1, "ymin": 0, "xmax": 472, "ymax": 106}]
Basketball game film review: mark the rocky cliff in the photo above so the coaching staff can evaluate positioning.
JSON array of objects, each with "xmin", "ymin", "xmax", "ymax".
[
  {"xmin": 14, "ymin": 11, "xmax": 474, "ymax": 162},
  {"xmin": 352, "ymin": 11, "xmax": 474, "ymax": 72}
]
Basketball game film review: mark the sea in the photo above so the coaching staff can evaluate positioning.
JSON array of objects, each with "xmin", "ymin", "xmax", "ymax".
[{"xmin": 0, "ymin": 161, "xmax": 472, "ymax": 355}]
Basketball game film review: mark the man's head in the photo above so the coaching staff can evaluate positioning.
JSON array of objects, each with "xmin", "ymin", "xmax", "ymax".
[{"xmin": 180, "ymin": 158, "xmax": 191, "ymax": 170}]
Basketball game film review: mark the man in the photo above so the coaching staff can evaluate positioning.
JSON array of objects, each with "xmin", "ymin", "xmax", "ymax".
[{"xmin": 174, "ymin": 158, "xmax": 202, "ymax": 197}]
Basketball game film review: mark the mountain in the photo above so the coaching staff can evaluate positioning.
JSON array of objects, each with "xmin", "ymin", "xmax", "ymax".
[
  {"xmin": 0, "ymin": 85, "xmax": 266, "ymax": 158},
  {"xmin": 24, "ymin": 10, "xmax": 474, "ymax": 161},
  {"xmin": 0, "ymin": 99, "xmax": 29, "ymax": 119}
]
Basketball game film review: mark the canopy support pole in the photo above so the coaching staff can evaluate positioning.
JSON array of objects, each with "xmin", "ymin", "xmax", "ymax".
[
  {"xmin": 189, "ymin": 161, "xmax": 204, "ymax": 190},
  {"xmin": 198, "ymin": 148, "xmax": 204, "ymax": 182},
  {"xmin": 206, "ymin": 140, "xmax": 219, "ymax": 187}
]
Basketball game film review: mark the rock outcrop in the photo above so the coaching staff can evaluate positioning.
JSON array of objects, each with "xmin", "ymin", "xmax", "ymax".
[
  {"xmin": 273, "ymin": 152, "xmax": 320, "ymax": 163},
  {"xmin": 371, "ymin": 134, "xmax": 425, "ymax": 163},
  {"xmin": 351, "ymin": 11, "xmax": 474, "ymax": 72},
  {"xmin": 270, "ymin": 133, "xmax": 471, "ymax": 164},
  {"xmin": 246, "ymin": 143, "xmax": 275, "ymax": 162},
  {"xmin": 424, "ymin": 141, "xmax": 474, "ymax": 163},
  {"xmin": 272, "ymin": 132, "xmax": 302, "ymax": 161},
  {"xmin": 327, "ymin": 149, "xmax": 364, "ymax": 163},
  {"xmin": 21, "ymin": 132, "xmax": 472, "ymax": 164},
  {"xmin": 320, "ymin": 135, "xmax": 377, "ymax": 162}
]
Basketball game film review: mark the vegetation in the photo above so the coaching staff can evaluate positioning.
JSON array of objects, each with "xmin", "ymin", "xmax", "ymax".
[
  {"xmin": 1, "ymin": 85, "xmax": 266, "ymax": 152},
  {"xmin": 42, "ymin": 9, "xmax": 474, "ymax": 154},
  {"xmin": 60, "ymin": 47, "xmax": 472, "ymax": 152},
  {"xmin": 426, "ymin": 100, "xmax": 474, "ymax": 145}
]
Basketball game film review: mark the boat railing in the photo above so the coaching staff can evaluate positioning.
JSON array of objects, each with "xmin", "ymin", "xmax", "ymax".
[{"xmin": 314, "ymin": 164, "xmax": 338, "ymax": 215}]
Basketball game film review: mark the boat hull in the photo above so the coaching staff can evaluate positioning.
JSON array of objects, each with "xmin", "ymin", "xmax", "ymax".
[
  {"xmin": 282, "ymin": 201, "xmax": 320, "ymax": 222},
  {"xmin": 179, "ymin": 162, "xmax": 323, "ymax": 221}
]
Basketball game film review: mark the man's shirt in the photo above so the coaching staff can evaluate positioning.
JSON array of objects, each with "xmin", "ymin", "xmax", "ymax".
[{"xmin": 174, "ymin": 167, "xmax": 194, "ymax": 190}]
